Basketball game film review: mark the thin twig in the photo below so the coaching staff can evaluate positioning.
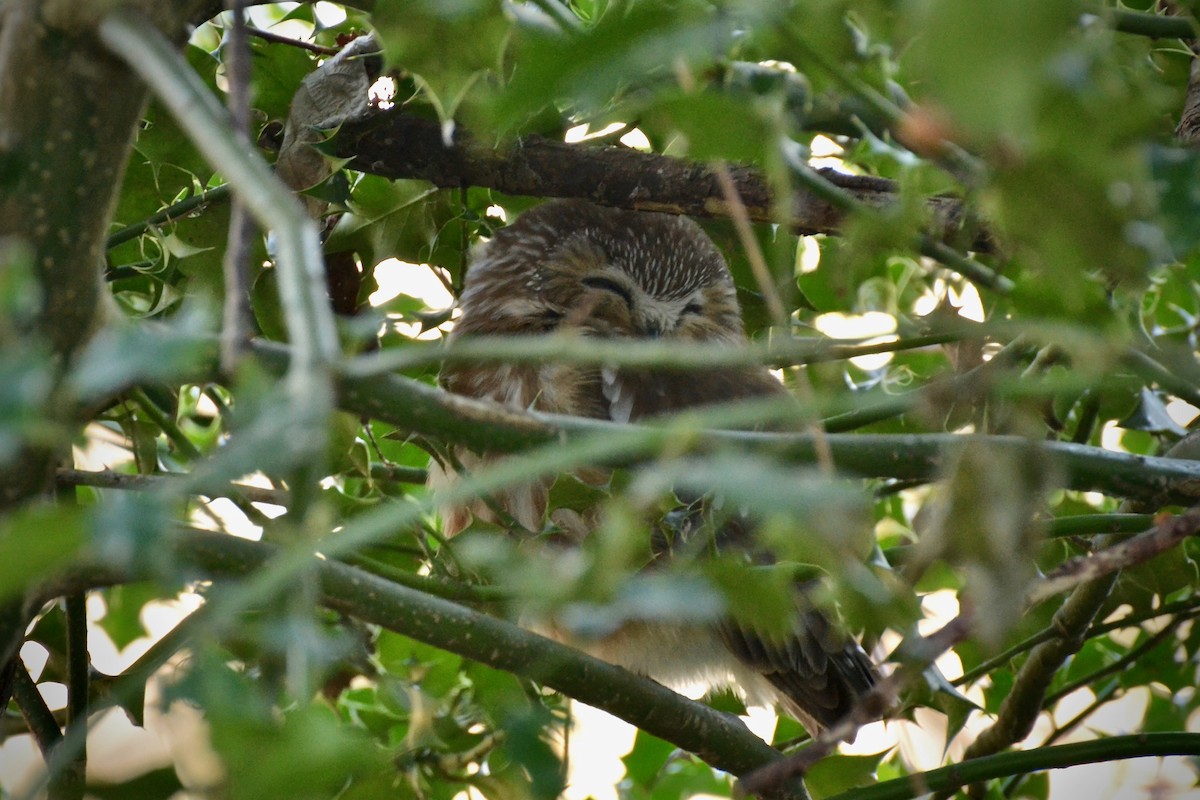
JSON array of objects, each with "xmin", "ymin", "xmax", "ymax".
[
  {"xmin": 1041, "ymin": 620, "xmax": 1182, "ymax": 708},
  {"xmin": 105, "ymin": 184, "xmax": 233, "ymax": 250},
  {"xmin": 714, "ymin": 162, "xmax": 788, "ymax": 328},
  {"xmin": 60, "ymin": 595, "xmax": 88, "ymax": 800},
  {"xmin": 100, "ymin": 7, "xmax": 339, "ymax": 491},
  {"xmin": 130, "ymin": 387, "xmax": 202, "ymax": 461},
  {"xmin": 57, "ymin": 468, "xmax": 290, "ymax": 506},
  {"xmin": 245, "ymin": 25, "xmax": 339, "ymax": 55},
  {"xmin": 12, "ymin": 664, "xmax": 61, "ymax": 756},
  {"xmin": 1026, "ymin": 509, "xmax": 1200, "ymax": 607},
  {"xmin": 221, "ymin": 0, "xmax": 255, "ymax": 372}
]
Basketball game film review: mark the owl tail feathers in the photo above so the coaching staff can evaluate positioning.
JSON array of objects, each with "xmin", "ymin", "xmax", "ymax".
[{"xmin": 718, "ymin": 615, "xmax": 879, "ymax": 740}]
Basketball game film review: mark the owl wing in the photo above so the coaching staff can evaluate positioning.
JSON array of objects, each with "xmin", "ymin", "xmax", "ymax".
[
  {"xmin": 718, "ymin": 606, "xmax": 877, "ymax": 735},
  {"xmin": 605, "ymin": 365, "xmax": 878, "ymax": 733}
]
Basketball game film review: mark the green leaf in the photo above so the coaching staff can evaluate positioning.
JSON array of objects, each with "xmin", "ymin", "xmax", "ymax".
[
  {"xmin": 376, "ymin": 630, "xmax": 464, "ymax": 697},
  {"xmin": 622, "ymin": 730, "xmax": 675, "ymax": 789},
  {"xmin": 1149, "ymin": 145, "xmax": 1200, "ymax": 260},
  {"xmin": 906, "ymin": 0, "xmax": 1077, "ymax": 140},
  {"xmin": 250, "ymin": 37, "xmax": 317, "ymax": 122},
  {"xmin": 98, "ymin": 583, "xmax": 160, "ymax": 650},
  {"xmin": 0, "ymin": 504, "xmax": 87, "ymax": 601},
  {"xmin": 642, "ymin": 91, "xmax": 775, "ymax": 165},
  {"xmin": 68, "ymin": 311, "xmax": 214, "ymax": 399},
  {"xmin": 805, "ymin": 751, "xmax": 886, "ymax": 800},
  {"xmin": 490, "ymin": 2, "xmax": 776, "ymax": 132},
  {"xmin": 372, "ymin": 0, "xmax": 510, "ymax": 120},
  {"xmin": 495, "ymin": 708, "xmax": 564, "ymax": 800}
]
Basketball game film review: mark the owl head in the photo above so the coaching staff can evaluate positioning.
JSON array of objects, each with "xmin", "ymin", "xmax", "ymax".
[{"xmin": 455, "ymin": 200, "xmax": 747, "ymax": 345}]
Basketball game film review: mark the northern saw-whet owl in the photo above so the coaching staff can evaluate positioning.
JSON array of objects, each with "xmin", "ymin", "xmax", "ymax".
[{"xmin": 431, "ymin": 199, "xmax": 877, "ymax": 735}]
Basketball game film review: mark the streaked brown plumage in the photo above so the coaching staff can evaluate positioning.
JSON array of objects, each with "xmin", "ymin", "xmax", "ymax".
[{"xmin": 431, "ymin": 199, "xmax": 876, "ymax": 734}]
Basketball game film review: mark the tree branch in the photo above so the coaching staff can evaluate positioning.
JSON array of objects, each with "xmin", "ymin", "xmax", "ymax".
[
  {"xmin": 168, "ymin": 528, "xmax": 807, "ymax": 795},
  {"xmin": 1026, "ymin": 508, "xmax": 1200, "ymax": 606},
  {"xmin": 56, "ymin": 468, "xmax": 289, "ymax": 507},
  {"xmin": 12, "ymin": 663, "xmax": 61, "ymax": 757},
  {"xmin": 819, "ymin": 733, "xmax": 1200, "ymax": 800},
  {"xmin": 99, "ymin": 7, "xmax": 339, "ymax": 496},
  {"xmin": 264, "ymin": 341, "xmax": 1200, "ymax": 504},
  {"xmin": 333, "ymin": 107, "xmax": 994, "ymax": 254},
  {"xmin": 962, "ymin": 574, "xmax": 1117, "ymax": 762}
]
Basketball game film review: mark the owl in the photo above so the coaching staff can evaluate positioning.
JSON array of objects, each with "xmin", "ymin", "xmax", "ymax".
[{"xmin": 431, "ymin": 199, "xmax": 877, "ymax": 735}]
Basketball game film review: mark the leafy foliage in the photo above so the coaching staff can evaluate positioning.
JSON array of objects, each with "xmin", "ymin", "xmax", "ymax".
[{"xmin": 3, "ymin": 1, "xmax": 1200, "ymax": 799}]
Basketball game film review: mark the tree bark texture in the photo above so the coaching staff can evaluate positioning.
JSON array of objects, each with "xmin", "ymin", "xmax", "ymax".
[
  {"xmin": 0, "ymin": 1, "xmax": 197, "ymax": 355},
  {"xmin": 0, "ymin": 0, "xmax": 205, "ymax": 506},
  {"xmin": 333, "ymin": 108, "xmax": 993, "ymax": 252}
]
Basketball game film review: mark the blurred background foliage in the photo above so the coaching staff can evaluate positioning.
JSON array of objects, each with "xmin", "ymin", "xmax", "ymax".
[{"xmin": 4, "ymin": 0, "xmax": 1200, "ymax": 799}]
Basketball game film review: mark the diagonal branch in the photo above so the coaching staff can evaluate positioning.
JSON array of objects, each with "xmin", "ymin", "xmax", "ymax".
[
  {"xmin": 89, "ymin": 527, "xmax": 807, "ymax": 798},
  {"xmin": 739, "ymin": 507, "xmax": 1200, "ymax": 797},
  {"xmin": 1027, "ymin": 508, "xmax": 1200, "ymax": 606}
]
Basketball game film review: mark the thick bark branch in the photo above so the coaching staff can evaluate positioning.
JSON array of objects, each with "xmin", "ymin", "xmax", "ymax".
[
  {"xmin": 169, "ymin": 528, "xmax": 806, "ymax": 795},
  {"xmin": 333, "ymin": 108, "xmax": 992, "ymax": 252},
  {"xmin": 0, "ymin": 0, "xmax": 205, "ymax": 716},
  {"xmin": 136, "ymin": 341, "xmax": 1193, "ymax": 506},
  {"xmin": 1177, "ymin": 55, "xmax": 1200, "ymax": 145},
  {"xmin": 0, "ymin": 1, "xmax": 205, "ymax": 358}
]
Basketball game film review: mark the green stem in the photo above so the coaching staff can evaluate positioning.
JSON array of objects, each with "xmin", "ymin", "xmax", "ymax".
[
  {"xmin": 1106, "ymin": 8, "xmax": 1196, "ymax": 39},
  {"xmin": 1041, "ymin": 621, "xmax": 1180, "ymax": 707},
  {"xmin": 823, "ymin": 733, "xmax": 1200, "ymax": 800},
  {"xmin": 105, "ymin": 184, "xmax": 232, "ymax": 250},
  {"xmin": 919, "ymin": 236, "xmax": 1014, "ymax": 293},
  {"xmin": 1043, "ymin": 513, "xmax": 1154, "ymax": 538},
  {"xmin": 953, "ymin": 627, "xmax": 1058, "ymax": 688},
  {"xmin": 343, "ymin": 330, "xmax": 975, "ymax": 378},
  {"xmin": 130, "ymin": 387, "xmax": 202, "ymax": 461}
]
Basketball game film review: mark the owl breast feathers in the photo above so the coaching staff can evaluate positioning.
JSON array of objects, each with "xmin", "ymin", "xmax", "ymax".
[{"xmin": 430, "ymin": 199, "xmax": 878, "ymax": 735}]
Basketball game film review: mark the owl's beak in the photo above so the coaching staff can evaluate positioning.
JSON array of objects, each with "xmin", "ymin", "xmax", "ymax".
[{"xmin": 641, "ymin": 323, "xmax": 664, "ymax": 338}]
